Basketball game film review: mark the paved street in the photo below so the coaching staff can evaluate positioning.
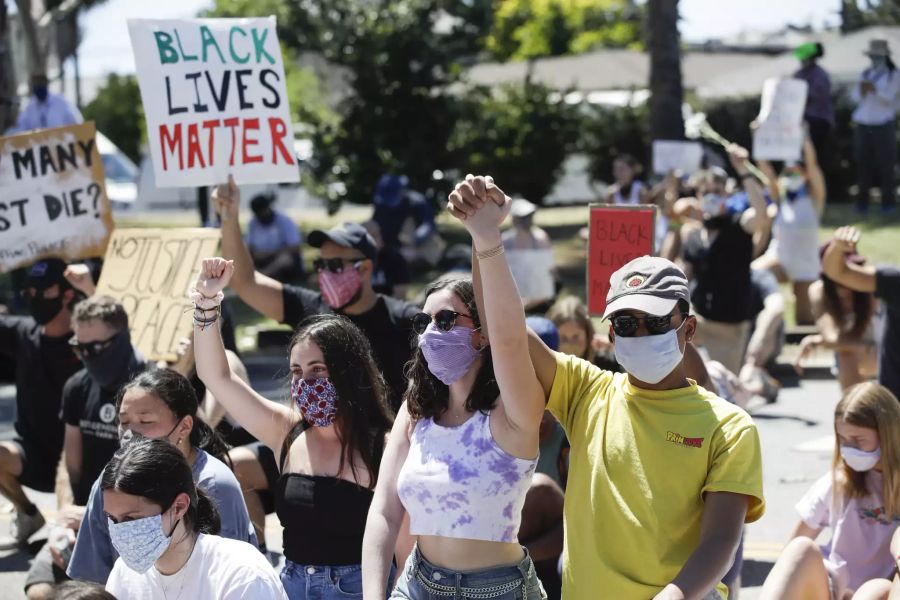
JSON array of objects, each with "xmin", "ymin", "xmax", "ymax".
[{"xmin": 0, "ymin": 364, "xmax": 842, "ymax": 599}]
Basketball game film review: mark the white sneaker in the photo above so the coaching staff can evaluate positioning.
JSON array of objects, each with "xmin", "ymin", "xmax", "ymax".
[{"xmin": 0, "ymin": 509, "xmax": 45, "ymax": 550}]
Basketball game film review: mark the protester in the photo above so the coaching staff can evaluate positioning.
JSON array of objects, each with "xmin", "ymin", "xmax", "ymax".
[
  {"xmin": 193, "ymin": 257, "xmax": 400, "ymax": 600},
  {"xmin": 372, "ymin": 174, "xmax": 444, "ymax": 268},
  {"xmin": 246, "ymin": 192, "xmax": 304, "ymax": 283},
  {"xmin": 7, "ymin": 73, "xmax": 83, "ymax": 134},
  {"xmin": 363, "ymin": 220, "xmax": 411, "ymax": 299},
  {"xmin": 49, "ymin": 581, "xmax": 115, "ymax": 600},
  {"xmin": 0, "ymin": 259, "xmax": 82, "ymax": 549},
  {"xmin": 741, "ymin": 268, "xmax": 785, "ymax": 403},
  {"xmin": 793, "ymin": 42, "xmax": 834, "ymax": 172},
  {"xmin": 67, "ymin": 369, "xmax": 255, "ymax": 584},
  {"xmin": 546, "ymin": 296, "xmax": 597, "ymax": 364},
  {"xmin": 821, "ymin": 226, "xmax": 900, "ymax": 401},
  {"xmin": 214, "ymin": 176, "xmax": 418, "ymax": 409},
  {"xmin": 759, "ymin": 382, "xmax": 899, "ymax": 600},
  {"xmin": 679, "ymin": 145, "xmax": 769, "ymax": 374},
  {"xmin": 102, "ymin": 437, "xmax": 286, "ymax": 599},
  {"xmin": 502, "ymin": 198, "xmax": 557, "ymax": 313},
  {"xmin": 851, "ymin": 39, "xmax": 900, "ymax": 214},
  {"xmin": 754, "ymin": 138, "xmax": 826, "ymax": 325},
  {"xmin": 606, "ymin": 155, "xmax": 672, "ymax": 254},
  {"xmin": 364, "ymin": 177, "xmax": 546, "ymax": 599},
  {"xmin": 25, "ymin": 296, "xmax": 146, "ymax": 600}
]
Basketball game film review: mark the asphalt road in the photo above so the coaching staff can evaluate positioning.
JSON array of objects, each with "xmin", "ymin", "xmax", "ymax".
[{"xmin": 0, "ymin": 364, "xmax": 842, "ymax": 599}]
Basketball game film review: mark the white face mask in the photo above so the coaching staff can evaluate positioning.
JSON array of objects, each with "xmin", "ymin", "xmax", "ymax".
[
  {"xmin": 782, "ymin": 175, "xmax": 805, "ymax": 194},
  {"xmin": 840, "ymin": 445, "xmax": 881, "ymax": 472},
  {"xmin": 614, "ymin": 321, "xmax": 686, "ymax": 385}
]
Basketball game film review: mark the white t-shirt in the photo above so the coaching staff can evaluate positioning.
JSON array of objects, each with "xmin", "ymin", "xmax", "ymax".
[{"xmin": 106, "ymin": 534, "xmax": 287, "ymax": 600}]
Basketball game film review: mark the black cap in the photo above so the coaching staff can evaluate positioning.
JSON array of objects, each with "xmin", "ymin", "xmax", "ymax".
[
  {"xmin": 24, "ymin": 258, "xmax": 68, "ymax": 290},
  {"xmin": 307, "ymin": 222, "xmax": 377, "ymax": 260}
]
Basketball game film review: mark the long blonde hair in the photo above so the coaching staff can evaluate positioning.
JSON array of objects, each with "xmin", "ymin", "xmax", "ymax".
[
  {"xmin": 546, "ymin": 296, "xmax": 595, "ymax": 362},
  {"xmin": 833, "ymin": 382, "xmax": 900, "ymax": 516}
]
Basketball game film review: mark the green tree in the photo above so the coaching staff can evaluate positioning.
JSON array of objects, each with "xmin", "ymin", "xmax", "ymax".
[
  {"xmin": 487, "ymin": 0, "xmax": 643, "ymax": 61},
  {"xmin": 82, "ymin": 74, "xmax": 144, "ymax": 163}
]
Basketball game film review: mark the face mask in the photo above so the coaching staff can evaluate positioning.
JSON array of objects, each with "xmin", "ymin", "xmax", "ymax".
[
  {"xmin": 32, "ymin": 84, "xmax": 48, "ymax": 101},
  {"xmin": 256, "ymin": 211, "xmax": 275, "ymax": 226},
  {"xmin": 701, "ymin": 193, "xmax": 724, "ymax": 217},
  {"xmin": 108, "ymin": 511, "xmax": 179, "ymax": 574},
  {"xmin": 27, "ymin": 293, "xmax": 64, "ymax": 325},
  {"xmin": 82, "ymin": 332, "xmax": 134, "ymax": 389},
  {"xmin": 871, "ymin": 56, "xmax": 887, "ymax": 70},
  {"xmin": 291, "ymin": 377, "xmax": 338, "ymax": 427},
  {"xmin": 614, "ymin": 321, "xmax": 686, "ymax": 385},
  {"xmin": 318, "ymin": 267, "xmax": 363, "ymax": 310},
  {"xmin": 418, "ymin": 322, "xmax": 481, "ymax": 386},
  {"xmin": 840, "ymin": 445, "xmax": 881, "ymax": 472}
]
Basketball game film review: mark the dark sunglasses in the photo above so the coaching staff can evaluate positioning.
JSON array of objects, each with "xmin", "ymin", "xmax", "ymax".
[
  {"xmin": 69, "ymin": 332, "xmax": 120, "ymax": 358},
  {"xmin": 609, "ymin": 313, "xmax": 688, "ymax": 338},
  {"xmin": 412, "ymin": 310, "xmax": 472, "ymax": 335},
  {"xmin": 312, "ymin": 257, "xmax": 366, "ymax": 274}
]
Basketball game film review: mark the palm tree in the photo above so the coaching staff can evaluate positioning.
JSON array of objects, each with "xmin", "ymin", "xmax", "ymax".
[{"xmin": 647, "ymin": 0, "xmax": 684, "ymax": 141}]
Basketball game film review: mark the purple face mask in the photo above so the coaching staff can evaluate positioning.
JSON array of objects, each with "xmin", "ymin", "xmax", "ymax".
[
  {"xmin": 417, "ymin": 322, "xmax": 482, "ymax": 385},
  {"xmin": 291, "ymin": 377, "xmax": 338, "ymax": 427}
]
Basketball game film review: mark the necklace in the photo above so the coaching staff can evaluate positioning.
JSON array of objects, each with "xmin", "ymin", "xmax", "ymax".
[{"xmin": 158, "ymin": 534, "xmax": 197, "ymax": 600}]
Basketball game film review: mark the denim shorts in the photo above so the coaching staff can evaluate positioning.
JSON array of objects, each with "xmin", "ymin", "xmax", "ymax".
[
  {"xmin": 391, "ymin": 545, "xmax": 546, "ymax": 599},
  {"xmin": 281, "ymin": 561, "xmax": 397, "ymax": 600}
]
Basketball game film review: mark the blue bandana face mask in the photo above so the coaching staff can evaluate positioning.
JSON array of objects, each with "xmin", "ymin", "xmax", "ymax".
[{"xmin": 107, "ymin": 510, "xmax": 178, "ymax": 574}]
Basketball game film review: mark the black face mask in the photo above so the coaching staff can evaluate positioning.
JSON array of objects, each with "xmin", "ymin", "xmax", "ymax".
[
  {"xmin": 82, "ymin": 332, "xmax": 135, "ymax": 389},
  {"xmin": 27, "ymin": 294, "xmax": 64, "ymax": 325},
  {"xmin": 256, "ymin": 211, "xmax": 275, "ymax": 225}
]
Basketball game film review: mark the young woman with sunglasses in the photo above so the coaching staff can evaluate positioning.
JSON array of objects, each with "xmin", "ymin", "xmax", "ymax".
[
  {"xmin": 363, "ymin": 176, "xmax": 547, "ymax": 599},
  {"xmin": 192, "ymin": 257, "xmax": 400, "ymax": 600},
  {"xmin": 103, "ymin": 436, "xmax": 286, "ymax": 599},
  {"xmin": 67, "ymin": 369, "xmax": 255, "ymax": 584}
]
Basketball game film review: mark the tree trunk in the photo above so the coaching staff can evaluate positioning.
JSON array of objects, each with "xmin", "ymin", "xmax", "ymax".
[
  {"xmin": 0, "ymin": 2, "xmax": 16, "ymax": 131},
  {"xmin": 647, "ymin": 0, "xmax": 684, "ymax": 141},
  {"xmin": 14, "ymin": 0, "xmax": 46, "ymax": 75}
]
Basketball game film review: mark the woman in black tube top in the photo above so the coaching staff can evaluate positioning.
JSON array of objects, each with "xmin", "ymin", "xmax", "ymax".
[{"xmin": 191, "ymin": 257, "xmax": 399, "ymax": 600}]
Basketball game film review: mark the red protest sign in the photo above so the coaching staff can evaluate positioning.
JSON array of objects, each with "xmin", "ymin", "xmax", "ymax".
[{"xmin": 587, "ymin": 204, "xmax": 656, "ymax": 315}]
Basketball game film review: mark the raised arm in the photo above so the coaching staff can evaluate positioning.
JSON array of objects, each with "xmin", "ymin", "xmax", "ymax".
[
  {"xmin": 803, "ymin": 138, "xmax": 826, "ymax": 215},
  {"xmin": 450, "ymin": 175, "xmax": 545, "ymax": 444},
  {"xmin": 728, "ymin": 145, "xmax": 767, "ymax": 236},
  {"xmin": 213, "ymin": 177, "xmax": 287, "ymax": 323},
  {"xmin": 821, "ymin": 227, "xmax": 876, "ymax": 293},
  {"xmin": 191, "ymin": 258, "xmax": 296, "ymax": 453}
]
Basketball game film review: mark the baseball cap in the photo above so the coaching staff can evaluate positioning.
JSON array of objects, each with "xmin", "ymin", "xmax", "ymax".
[
  {"xmin": 602, "ymin": 256, "xmax": 690, "ymax": 319},
  {"xmin": 24, "ymin": 258, "xmax": 68, "ymax": 290},
  {"xmin": 308, "ymin": 222, "xmax": 378, "ymax": 260},
  {"xmin": 510, "ymin": 198, "xmax": 537, "ymax": 218},
  {"xmin": 526, "ymin": 316, "xmax": 560, "ymax": 351},
  {"xmin": 373, "ymin": 174, "xmax": 409, "ymax": 208}
]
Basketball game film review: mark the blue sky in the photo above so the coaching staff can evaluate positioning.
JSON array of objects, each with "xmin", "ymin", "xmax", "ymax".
[{"xmin": 70, "ymin": 0, "xmax": 841, "ymax": 78}]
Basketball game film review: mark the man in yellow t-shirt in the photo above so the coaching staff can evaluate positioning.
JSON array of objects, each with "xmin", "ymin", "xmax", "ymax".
[{"xmin": 528, "ymin": 256, "xmax": 765, "ymax": 600}]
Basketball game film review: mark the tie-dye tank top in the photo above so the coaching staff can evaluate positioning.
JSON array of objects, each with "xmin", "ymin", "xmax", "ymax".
[{"xmin": 397, "ymin": 410, "xmax": 537, "ymax": 543}]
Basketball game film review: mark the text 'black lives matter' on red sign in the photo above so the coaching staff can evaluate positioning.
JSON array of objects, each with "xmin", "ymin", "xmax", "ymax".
[
  {"xmin": 587, "ymin": 204, "xmax": 656, "ymax": 316},
  {"xmin": 128, "ymin": 17, "xmax": 299, "ymax": 187}
]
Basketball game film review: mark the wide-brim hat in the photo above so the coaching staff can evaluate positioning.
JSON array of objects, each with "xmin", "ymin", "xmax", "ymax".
[{"xmin": 865, "ymin": 39, "xmax": 891, "ymax": 57}]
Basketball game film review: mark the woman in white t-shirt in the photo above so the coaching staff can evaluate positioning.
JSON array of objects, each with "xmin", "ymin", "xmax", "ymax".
[
  {"xmin": 759, "ymin": 382, "xmax": 900, "ymax": 600},
  {"xmin": 104, "ymin": 436, "xmax": 287, "ymax": 600}
]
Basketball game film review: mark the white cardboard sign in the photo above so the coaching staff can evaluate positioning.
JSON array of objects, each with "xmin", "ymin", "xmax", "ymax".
[{"xmin": 752, "ymin": 78, "xmax": 808, "ymax": 162}]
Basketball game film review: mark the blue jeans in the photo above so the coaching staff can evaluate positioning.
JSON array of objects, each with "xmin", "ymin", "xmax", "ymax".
[
  {"xmin": 281, "ymin": 561, "xmax": 396, "ymax": 600},
  {"xmin": 391, "ymin": 545, "xmax": 546, "ymax": 599}
]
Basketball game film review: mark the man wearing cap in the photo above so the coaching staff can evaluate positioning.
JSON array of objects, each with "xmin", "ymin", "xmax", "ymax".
[
  {"xmin": 851, "ymin": 39, "xmax": 900, "ymax": 214},
  {"xmin": 502, "ymin": 198, "xmax": 556, "ymax": 312},
  {"xmin": 245, "ymin": 192, "xmax": 304, "ymax": 283},
  {"xmin": 0, "ymin": 259, "xmax": 82, "ymax": 548},
  {"xmin": 451, "ymin": 176, "xmax": 764, "ymax": 600}
]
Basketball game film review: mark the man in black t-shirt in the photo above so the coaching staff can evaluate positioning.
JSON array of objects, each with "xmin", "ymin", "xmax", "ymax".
[
  {"xmin": 0, "ymin": 260, "xmax": 82, "ymax": 549},
  {"xmin": 680, "ymin": 145, "xmax": 769, "ymax": 374}
]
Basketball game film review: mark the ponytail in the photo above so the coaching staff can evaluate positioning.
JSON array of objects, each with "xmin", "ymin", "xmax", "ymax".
[
  {"xmin": 190, "ymin": 417, "xmax": 232, "ymax": 467},
  {"xmin": 192, "ymin": 487, "xmax": 221, "ymax": 535}
]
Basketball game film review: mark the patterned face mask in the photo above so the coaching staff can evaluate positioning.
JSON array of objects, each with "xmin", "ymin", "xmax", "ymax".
[
  {"xmin": 317, "ymin": 267, "xmax": 363, "ymax": 310},
  {"xmin": 291, "ymin": 377, "xmax": 339, "ymax": 427},
  {"xmin": 108, "ymin": 511, "xmax": 178, "ymax": 574}
]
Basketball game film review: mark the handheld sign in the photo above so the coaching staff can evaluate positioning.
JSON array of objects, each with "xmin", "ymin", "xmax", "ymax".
[
  {"xmin": 95, "ymin": 228, "xmax": 221, "ymax": 362},
  {"xmin": 128, "ymin": 17, "xmax": 299, "ymax": 187},
  {"xmin": 0, "ymin": 122, "xmax": 114, "ymax": 272},
  {"xmin": 587, "ymin": 204, "xmax": 656, "ymax": 316},
  {"xmin": 652, "ymin": 140, "xmax": 702, "ymax": 176},
  {"xmin": 752, "ymin": 78, "xmax": 808, "ymax": 162}
]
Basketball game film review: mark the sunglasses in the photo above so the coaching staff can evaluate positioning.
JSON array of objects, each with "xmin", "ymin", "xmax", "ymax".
[
  {"xmin": 412, "ymin": 310, "xmax": 473, "ymax": 335},
  {"xmin": 69, "ymin": 332, "xmax": 120, "ymax": 358},
  {"xmin": 609, "ymin": 313, "xmax": 688, "ymax": 338},
  {"xmin": 312, "ymin": 257, "xmax": 366, "ymax": 274}
]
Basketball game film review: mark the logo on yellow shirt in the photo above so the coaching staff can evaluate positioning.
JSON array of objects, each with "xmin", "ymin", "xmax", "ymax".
[{"xmin": 666, "ymin": 431, "xmax": 704, "ymax": 448}]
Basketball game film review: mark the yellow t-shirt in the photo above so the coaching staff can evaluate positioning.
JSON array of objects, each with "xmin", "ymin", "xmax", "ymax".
[{"xmin": 548, "ymin": 353, "xmax": 765, "ymax": 599}]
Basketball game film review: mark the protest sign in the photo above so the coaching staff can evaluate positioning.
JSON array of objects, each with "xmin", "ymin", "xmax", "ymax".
[
  {"xmin": 587, "ymin": 204, "xmax": 656, "ymax": 315},
  {"xmin": 652, "ymin": 140, "xmax": 703, "ymax": 176},
  {"xmin": 0, "ymin": 122, "xmax": 114, "ymax": 272},
  {"xmin": 752, "ymin": 78, "xmax": 808, "ymax": 162},
  {"xmin": 128, "ymin": 17, "xmax": 299, "ymax": 187},
  {"xmin": 96, "ymin": 228, "xmax": 220, "ymax": 361}
]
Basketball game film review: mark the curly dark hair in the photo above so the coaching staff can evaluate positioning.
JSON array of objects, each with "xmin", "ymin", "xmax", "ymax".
[{"xmin": 404, "ymin": 276, "xmax": 499, "ymax": 420}]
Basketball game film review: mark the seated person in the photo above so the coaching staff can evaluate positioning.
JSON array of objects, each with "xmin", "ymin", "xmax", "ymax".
[
  {"xmin": 372, "ymin": 174, "xmax": 444, "ymax": 267},
  {"xmin": 503, "ymin": 199, "xmax": 557, "ymax": 313},
  {"xmin": 741, "ymin": 268, "xmax": 785, "ymax": 403},
  {"xmin": 362, "ymin": 220, "xmax": 411, "ymax": 299},
  {"xmin": 245, "ymin": 193, "xmax": 303, "ymax": 283}
]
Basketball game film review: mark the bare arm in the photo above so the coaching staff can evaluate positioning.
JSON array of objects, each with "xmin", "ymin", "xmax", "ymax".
[
  {"xmin": 822, "ymin": 227, "xmax": 877, "ymax": 293},
  {"xmin": 728, "ymin": 145, "xmax": 767, "ymax": 236},
  {"xmin": 213, "ymin": 176, "xmax": 286, "ymax": 323},
  {"xmin": 62, "ymin": 425, "xmax": 82, "ymax": 505},
  {"xmin": 803, "ymin": 139, "xmax": 826, "ymax": 215},
  {"xmin": 757, "ymin": 159, "xmax": 781, "ymax": 205},
  {"xmin": 363, "ymin": 403, "xmax": 413, "ymax": 598},
  {"xmin": 789, "ymin": 519, "xmax": 822, "ymax": 541},
  {"xmin": 655, "ymin": 492, "xmax": 748, "ymax": 600},
  {"xmin": 192, "ymin": 259, "xmax": 296, "ymax": 453},
  {"xmin": 200, "ymin": 350, "xmax": 249, "ymax": 429}
]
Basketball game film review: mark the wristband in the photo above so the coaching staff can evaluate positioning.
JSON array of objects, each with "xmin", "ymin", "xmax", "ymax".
[
  {"xmin": 475, "ymin": 244, "xmax": 504, "ymax": 260},
  {"xmin": 189, "ymin": 288, "xmax": 224, "ymax": 310}
]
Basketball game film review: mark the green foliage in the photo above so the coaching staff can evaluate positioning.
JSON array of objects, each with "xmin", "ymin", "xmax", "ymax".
[
  {"xmin": 82, "ymin": 74, "xmax": 144, "ymax": 164},
  {"xmin": 579, "ymin": 101, "xmax": 650, "ymax": 183},
  {"xmin": 488, "ymin": 0, "xmax": 643, "ymax": 61},
  {"xmin": 449, "ymin": 81, "xmax": 580, "ymax": 202}
]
